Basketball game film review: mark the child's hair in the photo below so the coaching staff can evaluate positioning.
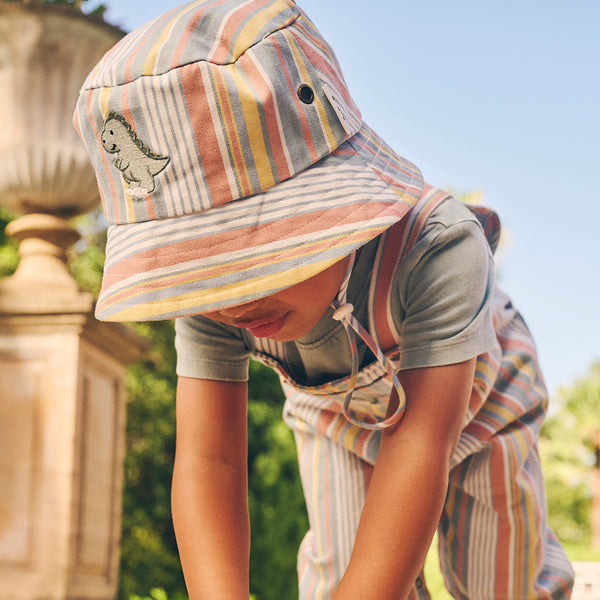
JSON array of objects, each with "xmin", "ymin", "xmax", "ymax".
[{"xmin": 74, "ymin": 0, "xmax": 424, "ymax": 322}]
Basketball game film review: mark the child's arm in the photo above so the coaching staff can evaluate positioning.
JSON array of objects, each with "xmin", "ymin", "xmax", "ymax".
[
  {"xmin": 171, "ymin": 376, "xmax": 250, "ymax": 600},
  {"xmin": 333, "ymin": 358, "xmax": 476, "ymax": 600}
]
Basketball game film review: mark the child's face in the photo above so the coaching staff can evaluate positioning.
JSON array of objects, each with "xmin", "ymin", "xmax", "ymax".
[{"xmin": 201, "ymin": 256, "xmax": 350, "ymax": 341}]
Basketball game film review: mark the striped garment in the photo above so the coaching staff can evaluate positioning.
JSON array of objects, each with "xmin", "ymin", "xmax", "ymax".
[
  {"xmin": 251, "ymin": 187, "xmax": 574, "ymax": 599},
  {"xmin": 73, "ymin": 0, "xmax": 424, "ymax": 321}
]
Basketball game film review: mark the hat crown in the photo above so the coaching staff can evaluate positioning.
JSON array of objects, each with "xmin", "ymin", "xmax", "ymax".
[
  {"xmin": 75, "ymin": 0, "xmax": 363, "ymax": 226},
  {"xmin": 83, "ymin": 0, "xmax": 301, "ymax": 89}
]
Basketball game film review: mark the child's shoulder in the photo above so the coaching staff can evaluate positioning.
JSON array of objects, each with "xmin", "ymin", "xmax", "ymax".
[
  {"xmin": 398, "ymin": 193, "xmax": 493, "ymax": 263},
  {"xmin": 424, "ymin": 194, "xmax": 485, "ymax": 230}
]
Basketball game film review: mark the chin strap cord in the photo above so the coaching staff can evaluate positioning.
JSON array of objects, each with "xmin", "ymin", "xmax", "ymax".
[{"xmin": 330, "ymin": 253, "xmax": 406, "ymax": 431}]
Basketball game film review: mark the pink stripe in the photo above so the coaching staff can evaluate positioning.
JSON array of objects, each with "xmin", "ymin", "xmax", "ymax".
[
  {"xmin": 170, "ymin": 0, "xmax": 229, "ymax": 68},
  {"xmin": 293, "ymin": 23, "xmax": 357, "ymax": 115},
  {"xmin": 209, "ymin": 0, "xmax": 271, "ymax": 64},
  {"xmin": 372, "ymin": 222, "xmax": 405, "ymax": 351},
  {"xmin": 86, "ymin": 91, "xmax": 120, "ymax": 222},
  {"xmin": 239, "ymin": 52, "xmax": 293, "ymax": 182},
  {"xmin": 180, "ymin": 64, "xmax": 230, "ymax": 206}
]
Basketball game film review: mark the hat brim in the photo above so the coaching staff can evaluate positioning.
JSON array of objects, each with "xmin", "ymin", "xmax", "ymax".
[{"xmin": 95, "ymin": 124, "xmax": 423, "ymax": 321}]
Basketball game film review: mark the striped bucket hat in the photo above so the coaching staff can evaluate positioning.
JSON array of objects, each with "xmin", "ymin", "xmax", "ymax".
[{"xmin": 74, "ymin": 0, "xmax": 424, "ymax": 322}]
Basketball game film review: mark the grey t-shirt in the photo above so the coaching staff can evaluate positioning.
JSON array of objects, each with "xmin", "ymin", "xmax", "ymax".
[{"xmin": 175, "ymin": 197, "xmax": 497, "ymax": 384}]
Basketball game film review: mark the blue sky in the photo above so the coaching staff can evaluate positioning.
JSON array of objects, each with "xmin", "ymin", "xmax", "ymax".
[{"xmin": 98, "ymin": 0, "xmax": 600, "ymax": 395}]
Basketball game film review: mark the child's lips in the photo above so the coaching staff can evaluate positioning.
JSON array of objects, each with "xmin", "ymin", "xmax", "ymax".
[{"xmin": 234, "ymin": 314, "xmax": 288, "ymax": 338}]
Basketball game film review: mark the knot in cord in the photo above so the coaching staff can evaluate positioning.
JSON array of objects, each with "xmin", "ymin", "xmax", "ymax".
[{"xmin": 331, "ymin": 254, "xmax": 406, "ymax": 431}]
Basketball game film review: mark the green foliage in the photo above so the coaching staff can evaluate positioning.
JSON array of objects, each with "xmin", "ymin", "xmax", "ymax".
[
  {"xmin": 128, "ymin": 588, "xmax": 188, "ymax": 600},
  {"xmin": 540, "ymin": 361, "xmax": 600, "ymax": 545},
  {"xmin": 69, "ymin": 209, "xmax": 107, "ymax": 295},
  {"xmin": 119, "ymin": 319, "xmax": 184, "ymax": 600},
  {"xmin": 0, "ymin": 207, "xmax": 18, "ymax": 278}
]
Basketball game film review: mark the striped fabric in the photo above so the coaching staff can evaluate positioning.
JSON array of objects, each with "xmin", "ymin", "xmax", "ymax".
[
  {"xmin": 368, "ymin": 184, "xmax": 449, "ymax": 353},
  {"xmin": 255, "ymin": 190, "xmax": 574, "ymax": 598},
  {"xmin": 73, "ymin": 0, "xmax": 424, "ymax": 321}
]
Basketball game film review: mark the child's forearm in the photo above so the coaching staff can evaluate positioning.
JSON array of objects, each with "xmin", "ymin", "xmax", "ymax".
[
  {"xmin": 334, "ymin": 360, "xmax": 475, "ymax": 600},
  {"xmin": 172, "ymin": 452, "xmax": 250, "ymax": 599},
  {"xmin": 332, "ymin": 439, "xmax": 449, "ymax": 599},
  {"xmin": 172, "ymin": 377, "xmax": 250, "ymax": 600}
]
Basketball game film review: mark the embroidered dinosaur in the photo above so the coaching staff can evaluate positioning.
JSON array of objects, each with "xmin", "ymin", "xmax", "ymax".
[{"xmin": 101, "ymin": 112, "xmax": 170, "ymax": 198}]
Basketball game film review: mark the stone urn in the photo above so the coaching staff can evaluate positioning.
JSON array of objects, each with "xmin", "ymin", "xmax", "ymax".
[{"xmin": 0, "ymin": 3, "xmax": 123, "ymax": 311}]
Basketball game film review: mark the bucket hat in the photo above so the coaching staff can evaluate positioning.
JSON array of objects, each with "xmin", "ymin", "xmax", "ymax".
[{"xmin": 74, "ymin": 0, "xmax": 424, "ymax": 322}]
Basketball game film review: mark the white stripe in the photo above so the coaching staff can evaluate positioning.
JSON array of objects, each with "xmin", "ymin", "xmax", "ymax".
[
  {"xmin": 105, "ymin": 165, "xmax": 395, "ymax": 248},
  {"xmin": 107, "ymin": 155, "xmax": 397, "ymax": 232},
  {"xmin": 200, "ymin": 62, "xmax": 241, "ymax": 201},
  {"xmin": 106, "ymin": 174, "xmax": 385, "ymax": 245},
  {"xmin": 142, "ymin": 76, "xmax": 184, "ymax": 215},
  {"xmin": 160, "ymin": 74, "xmax": 194, "ymax": 215},
  {"xmin": 139, "ymin": 71, "xmax": 196, "ymax": 216}
]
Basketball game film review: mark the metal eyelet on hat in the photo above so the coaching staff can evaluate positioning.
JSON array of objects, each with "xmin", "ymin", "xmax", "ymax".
[{"xmin": 297, "ymin": 83, "xmax": 315, "ymax": 104}]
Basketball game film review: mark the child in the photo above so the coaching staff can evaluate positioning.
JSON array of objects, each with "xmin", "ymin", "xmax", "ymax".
[{"xmin": 74, "ymin": 0, "xmax": 575, "ymax": 598}]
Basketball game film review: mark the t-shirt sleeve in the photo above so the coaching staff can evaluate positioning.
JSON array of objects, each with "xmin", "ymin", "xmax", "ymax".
[
  {"xmin": 392, "ymin": 203, "xmax": 498, "ymax": 370},
  {"xmin": 175, "ymin": 314, "xmax": 251, "ymax": 381}
]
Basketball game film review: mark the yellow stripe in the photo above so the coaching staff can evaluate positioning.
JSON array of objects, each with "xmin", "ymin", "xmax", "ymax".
[
  {"xmin": 142, "ymin": 0, "xmax": 205, "ymax": 76},
  {"xmin": 512, "ymin": 354, "xmax": 547, "ymax": 400},
  {"xmin": 102, "ymin": 225, "xmax": 391, "ymax": 321},
  {"xmin": 106, "ymin": 256, "xmax": 342, "ymax": 321},
  {"xmin": 230, "ymin": 0, "xmax": 293, "ymax": 61},
  {"xmin": 228, "ymin": 67, "xmax": 276, "ymax": 191},
  {"xmin": 489, "ymin": 402, "xmax": 516, "ymax": 426},
  {"xmin": 475, "ymin": 358, "xmax": 497, "ymax": 386},
  {"xmin": 288, "ymin": 36, "xmax": 337, "ymax": 150},
  {"xmin": 102, "ymin": 222, "xmax": 395, "ymax": 321},
  {"xmin": 99, "ymin": 86, "xmax": 111, "ymax": 118},
  {"xmin": 343, "ymin": 424, "xmax": 362, "ymax": 455},
  {"xmin": 213, "ymin": 68, "xmax": 254, "ymax": 196}
]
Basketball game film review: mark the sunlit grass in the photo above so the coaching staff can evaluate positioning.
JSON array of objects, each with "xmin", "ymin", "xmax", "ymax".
[{"xmin": 423, "ymin": 534, "xmax": 453, "ymax": 599}]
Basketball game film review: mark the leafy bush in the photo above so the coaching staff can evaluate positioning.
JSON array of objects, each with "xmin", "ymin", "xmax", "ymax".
[{"xmin": 540, "ymin": 362, "xmax": 600, "ymax": 546}]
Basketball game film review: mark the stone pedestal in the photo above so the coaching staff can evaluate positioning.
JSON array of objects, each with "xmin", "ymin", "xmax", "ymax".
[
  {"xmin": 0, "ymin": 314, "xmax": 145, "ymax": 600},
  {"xmin": 0, "ymin": 217, "xmax": 147, "ymax": 600}
]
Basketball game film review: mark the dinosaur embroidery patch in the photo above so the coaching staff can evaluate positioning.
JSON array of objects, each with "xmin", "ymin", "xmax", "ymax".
[{"xmin": 101, "ymin": 112, "xmax": 170, "ymax": 199}]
